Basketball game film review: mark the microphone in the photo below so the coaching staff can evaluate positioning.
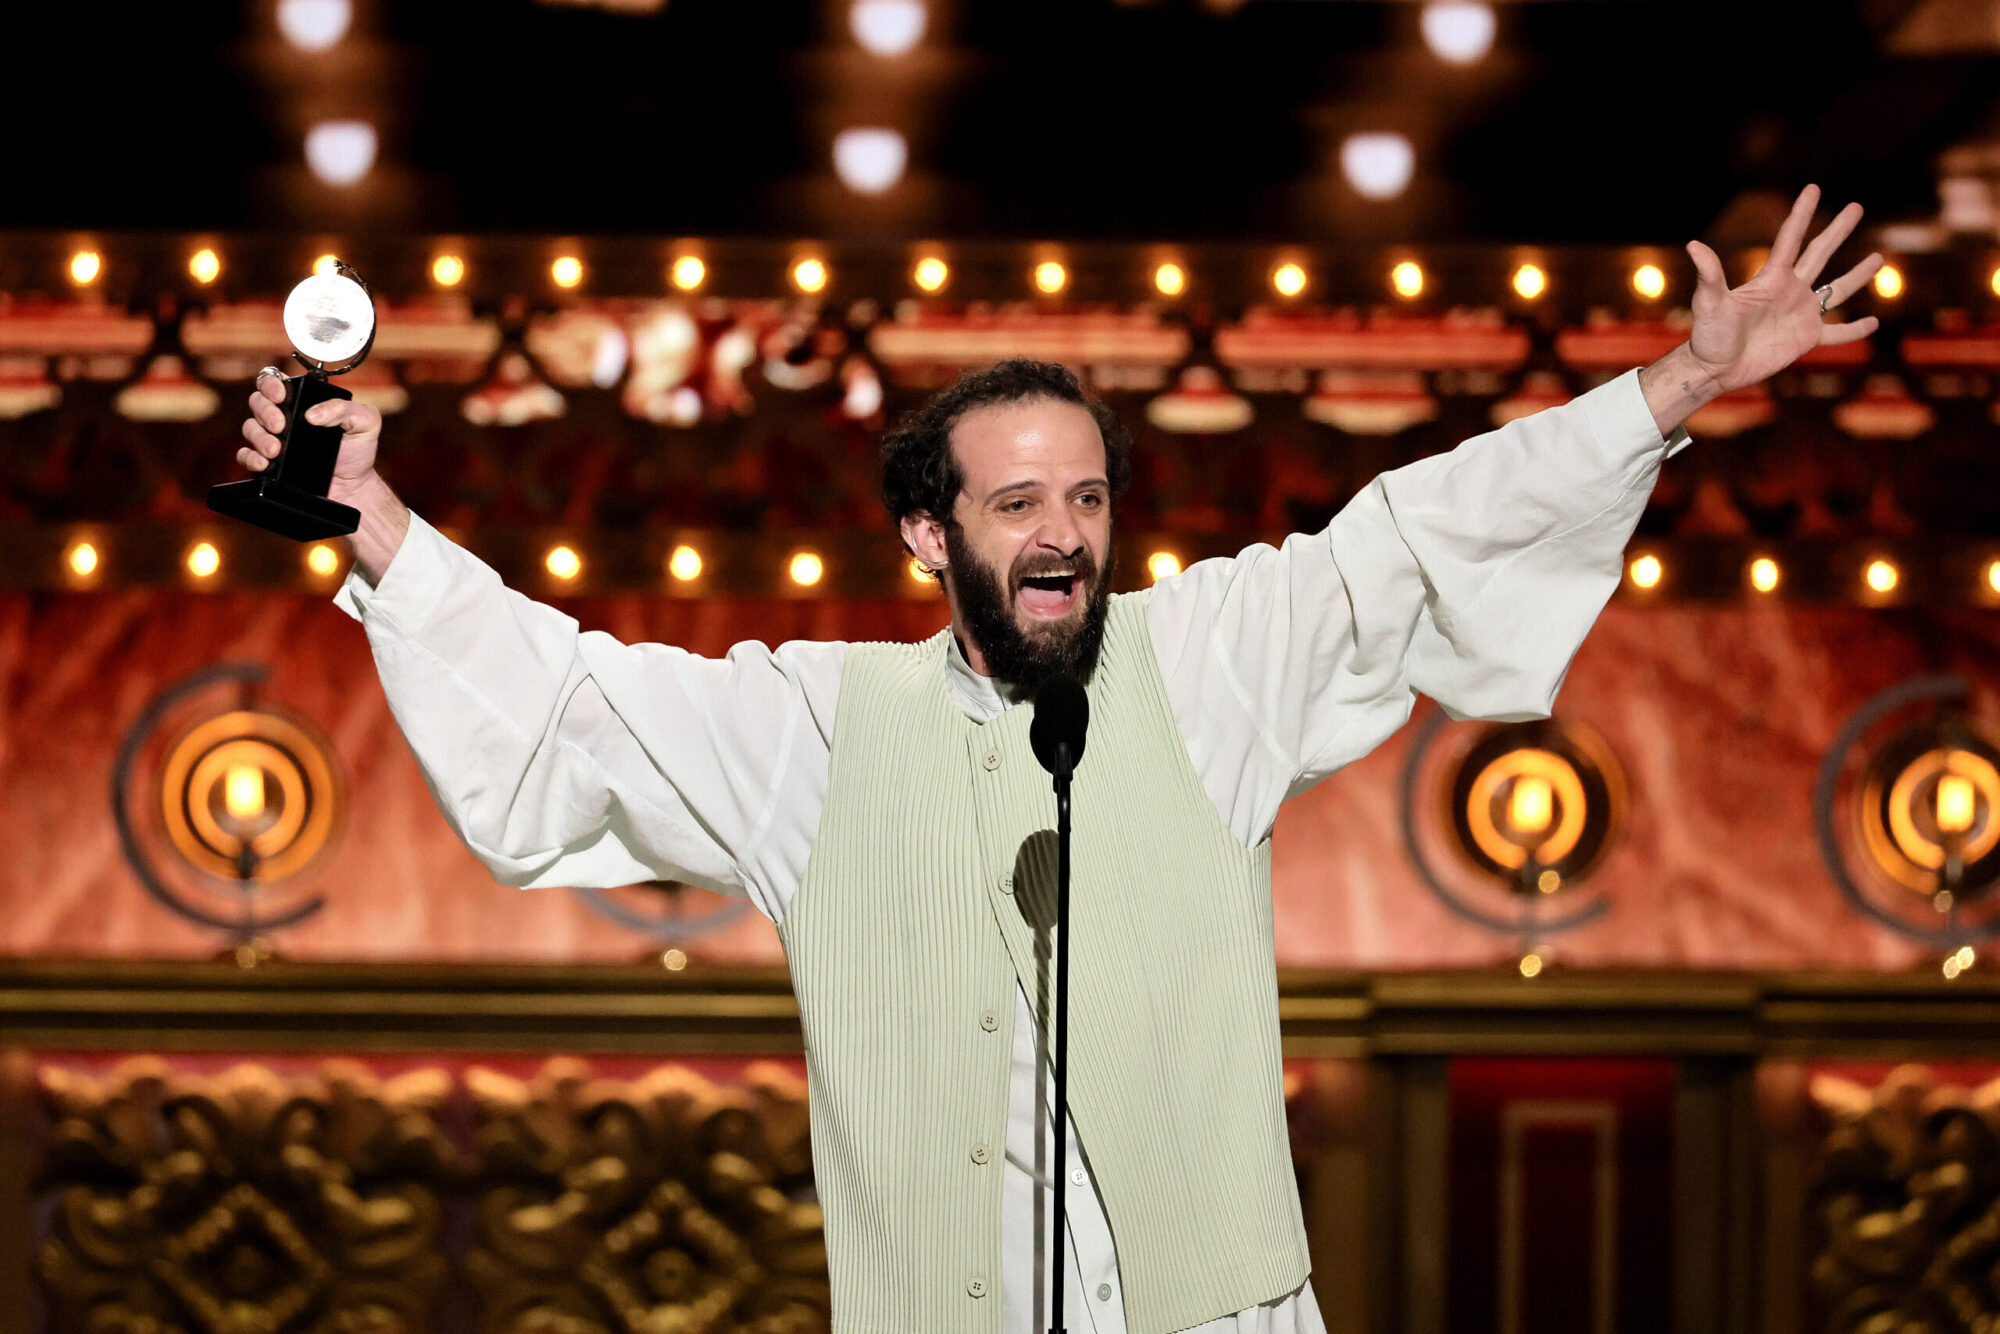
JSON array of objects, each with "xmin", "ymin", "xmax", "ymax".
[
  {"xmin": 1030, "ymin": 673, "xmax": 1089, "ymax": 779},
  {"xmin": 1029, "ymin": 669, "xmax": 1088, "ymax": 1334}
]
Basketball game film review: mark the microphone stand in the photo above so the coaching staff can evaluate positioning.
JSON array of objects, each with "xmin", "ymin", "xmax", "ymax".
[{"xmin": 1049, "ymin": 738, "xmax": 1073, "ymax": 1334}]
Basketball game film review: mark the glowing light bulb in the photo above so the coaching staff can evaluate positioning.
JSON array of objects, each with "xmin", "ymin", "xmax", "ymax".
[
  {"xmin": 187, "ymin": 543, "xmax": 220, "ymax": 579},
  {"xmin": 305, "ymin": 120, "xmax": 375, "ymax": 186},
  {"xmin": 1147, "ymin": 551, "xmax": 1182, "ymax": 582},
  {"xmin": 551, "ymin": 256, "xmax": 584, "ymax": 289},
  {"xmin": 1986, "ymin": 560, "xmax": 2000, "ymax": 595},
  {"xmin": 1421, "ymin": 2, "xmax": 1496, "ymax": 65},
  {"xmin": 1989, "ymin": 265, "xmax": 2000, "ymax": 299},
  {"xmin": 1749, "ymin": 556, "xmax": 1780, "ymax": 593},
  {"xmin": 832, "ymin": 127, "xmax": 907, "ymax": 195},
  {"xmin": 431, "ymin": 254, "xmax": 465, "ymax": 287},
  {"xmin": 306, "ymin": 543, "xmax": 340, "ymax": 576},
  {"xmin": 1519, "ymin": 953, "xmax": 1544, "ymax": 978},
  {"xmin": 908, "ymin": 557, "xmax": 933, "ymax": 584},
  {"xmin": 189, "ymin": 248, "xmax": 221, "ymax": 285},
  {"xmin": 1628, "ymin": 554, "xmax": 1662, "ymax": 589},
  {"xmin": 662, "ymin": 947, "xmax": 689, "ymax": 971},
  {"xmin": 69, "ymin": 251, "xmax": 101, "ymax": 286},
  {"xmin": 1632, "ymin": 264, "xmax": 1666, "ymax": 299},
  {"xmin": 851, "ymin": 0, "xmax": 925, "ymax": 55},
  {"xmin": 224, "ymin": 765, "xmax": 266, "ymax": 821},
  {"xmin": 1865, "ymin": 559, "xmax": 1899, "ymax": 594},
  {"xmin": 793, "ymin": 258, "xmax": 829, "ymax": 293},
  {"xmin": 914, "ymin": 256, "xmax": 949, "ymax": 292},
  {"xmin": 671, "ymin": 255, "xmax": 706, "ymax": 291},
  {"xmin": 1938, "ymin": 772, "xmax": 1976, "ymax": 835},
  {"xmin": 313, "ymin": 253, "xmax": 340, "ymax": 277},
  {"xmin": 1154, "ymin": 263, "xmax": 1186, "ymax": 297},
  {"xmin": 1340, "ymin": 132, "xmax": 1415, "ymax": 200},
  {"xmin": 1512, "ymin": 264, "xmax": 1547, "ymax": 300},
  {"xmin": 668, "ymin": 545, "xmax": 703, "ymax": 582},
  {"xmin": 545, "ymin": 545, "xmax": 581, "ymax": 580},
  {"xmin": 1873, "ymin": 265, "xmax": 1903, "ymax": 300},
  {"xmin": 67, "ymin": 542, "xmax": 99, "ymax": 577},
  {"xmin": 1508, "ymin": 774, "xmax": 1553, "ymax": 837},
  {"xmin": 1272, "ymin": 263, "xmax": 1307, "ymax": 297},
  {"xmin": 1391, "ymin": 261, "xmax": 1424, "ymax": 298},
  {"xmin": 790, "ymin": 551, "xmax": 825, "ymax": 586},
  {"xmin": 277, "ymin": 0, "xmax": 351, "ymax": 51},
  {"xmin": 1034, "ymin": 261, "xmax": 1067, "ymax": 295}
]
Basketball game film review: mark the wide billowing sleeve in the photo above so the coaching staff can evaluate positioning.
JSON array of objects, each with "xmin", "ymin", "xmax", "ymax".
[
  {"xmin": 1148, "ymin": 368, "xmax": 1688, "ymax": 847},
  {"xmin": 334, "ymin": 513, "xmax": 839, "ymax": 920}
]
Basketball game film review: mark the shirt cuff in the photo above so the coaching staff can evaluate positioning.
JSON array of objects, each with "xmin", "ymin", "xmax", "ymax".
[
  {"xmin": 1583, "ymin": 367, "xmax": 1693, "ymax": 470},
  {"xmin": 331, "ymin": 510, "xmax": 453, "ymax": 638}
]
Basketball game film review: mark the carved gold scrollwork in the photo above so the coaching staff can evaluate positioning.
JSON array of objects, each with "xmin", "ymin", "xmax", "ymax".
[
  {"xmin": 465, "ymin": 1058, "xmax": 828, "ymax": 1334},
  {"xmin": 1808, "ymin": 1064, "xmax": 2000, "ymax": 1334},
  {"xmin": 34, "ymin": 1057, "xmax": 457, "ymax": 1334}
]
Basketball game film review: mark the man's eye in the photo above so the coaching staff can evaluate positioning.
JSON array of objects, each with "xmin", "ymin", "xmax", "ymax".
[{"xmin": 1004, "ymin": 500, "xmax": 1029, "ymax": 513}]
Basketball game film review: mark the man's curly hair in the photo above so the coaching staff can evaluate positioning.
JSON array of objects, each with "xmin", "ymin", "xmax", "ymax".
[{"xmin": 878, "ymin": 358, "xmax": 1134, "ymax": 535}]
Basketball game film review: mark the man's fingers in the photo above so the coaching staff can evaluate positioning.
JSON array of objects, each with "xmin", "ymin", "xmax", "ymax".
[
  {"xmin": 1686, "ymin": 239, "xmax": 1728, "ymax": 290},
  {"xmin": 236, "ymin": 446, "xmax": 270, "ymax": 473},
  {"xmin": 305, "ymin": 398, "xmax": 381, "ymax": 436},
  {"xmin": 1795, "ymin": 201, "xmax": 1864, "ymax": 283},
  {"xmin": 1819, "ymin": 316, "xmax": 1879, "ymax": 347},
  {"xmin": 1822, "ymin": 252, "xmax": 1885, "ymax": 309},
  {"xmin": 240, "ymin": 417, "xmax": 280, "ymax": 457},
  {"xmin": 257, "ymin": 371, "xmax": 287, "ymax": 406},
  {"xmin": 1767, "ymin": 183, "xmax": 1820, "ymax": 270},
  {"xmin": 248, "ymin": 390, "xmax": 286, "ymax": 435}
]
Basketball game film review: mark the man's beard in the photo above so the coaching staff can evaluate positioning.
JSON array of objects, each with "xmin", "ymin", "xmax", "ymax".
[{"xmin": 944, "ymin": 521, "xmax": 1115, "ymax": 695}]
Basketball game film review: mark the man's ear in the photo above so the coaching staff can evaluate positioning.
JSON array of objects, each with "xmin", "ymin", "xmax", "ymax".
[{"xmin": 900, "ymin": 511, "xmax": 950, "ymax": 568}]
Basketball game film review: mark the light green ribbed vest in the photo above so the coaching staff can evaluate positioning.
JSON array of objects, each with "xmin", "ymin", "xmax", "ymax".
[{"xmin": 778, "ymin": 591, "xmax": 1309, "ymax": 1334}]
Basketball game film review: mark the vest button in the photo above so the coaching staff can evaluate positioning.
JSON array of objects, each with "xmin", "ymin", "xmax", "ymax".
[
  {"xmin": 971, "ymin": 1142, "xmax": 991, "ymax": 1165},
  {"xmin": 967, "ymin": 1277, "xmax": 988, "ymax": 1299},
  {"xmin": 982, "ymin": 750, "xmax": 1001, "ymax": 771},
  {"xmin": 980, "ymin": 1009, "xmax": 999, "ymax": 1032},
  {"xmin": 1070, "ymin": 1167, "xmax": 1088, "ymax": 1187},
  {"xmin": 999, "ymin": 873, "xmax": 1014, "ymax": 895}
]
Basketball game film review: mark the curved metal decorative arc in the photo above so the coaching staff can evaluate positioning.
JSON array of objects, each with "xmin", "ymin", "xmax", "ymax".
[
  {"xmin": 1398, "ymin": 708, "xmax": 1610, "ymax": 936},
  {"xmin": 570, "ymin": 883, "xmax": 751, "ymax": 943},
  {"xmin": 1812, "ymin": 674, "xmax": 2000, "ymax": 948},
  {"xmin": 110, "ymin": 662, "xmax": 326, "ymax": 934}
]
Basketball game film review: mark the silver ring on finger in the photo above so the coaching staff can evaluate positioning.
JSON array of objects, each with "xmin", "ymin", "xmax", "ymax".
[
  {"xmin": 1816, "ymin": 284, "xmax": 1834, "ymax": 314},
  {"xmin": 257, "ymin": 364, "xmax": 283, "ymax": 385}
]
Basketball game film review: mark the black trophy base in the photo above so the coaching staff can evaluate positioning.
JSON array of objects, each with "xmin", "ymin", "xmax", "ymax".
[{"xmin": 208, "ymin": 477, "xmax": 360, "ymax": 541}]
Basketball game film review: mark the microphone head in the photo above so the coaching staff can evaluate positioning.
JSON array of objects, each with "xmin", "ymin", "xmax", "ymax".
[{"xmin": 1030, "ymin": 673, "xmax": 1090, "ymax": 776}]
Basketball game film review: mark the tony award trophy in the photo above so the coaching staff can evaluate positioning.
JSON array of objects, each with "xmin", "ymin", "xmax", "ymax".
[{"xmin": 208, "ymin": 261, "xmax": 376, "ymax": 540}]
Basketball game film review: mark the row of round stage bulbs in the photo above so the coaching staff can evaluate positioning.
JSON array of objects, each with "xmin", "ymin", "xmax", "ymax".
[
  {"xmin": 55, "ymin": 538, "xmax": 2000, "ymax": 600},
  {"xmin": 1625, "ymin": 552, "xmax": 2000, "ymax": 598},
  {"xmin": 51, "ymin": 247, "xmax": 2000, "ymax": 303},
  {"xmin": 56, "ymin": 539, "xmax": 1193, "ymax": 588}
]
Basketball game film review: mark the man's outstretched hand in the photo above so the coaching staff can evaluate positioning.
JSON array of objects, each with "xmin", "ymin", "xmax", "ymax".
[{"xmin": 1639, "ymin": 183, "xmax": 1884, "ymax": 437}]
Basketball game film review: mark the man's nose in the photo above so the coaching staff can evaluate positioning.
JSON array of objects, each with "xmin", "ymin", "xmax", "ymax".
[{"xmin": 1036, "ymin": 509, "xmax": 1086, "ymax": 558}]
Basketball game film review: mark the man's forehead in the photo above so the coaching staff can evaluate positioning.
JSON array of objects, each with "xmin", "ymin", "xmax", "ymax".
[{"xmin": 949, "ymin": 397, "xmax": 1106, "ymax": 484}]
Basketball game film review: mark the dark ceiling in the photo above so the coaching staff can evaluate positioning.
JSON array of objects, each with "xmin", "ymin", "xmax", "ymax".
[{"xmin": 7, "ymin": 0, "xmax": 1995, "ymax": 247}]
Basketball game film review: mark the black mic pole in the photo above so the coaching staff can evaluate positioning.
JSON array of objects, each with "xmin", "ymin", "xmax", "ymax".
[
  {"xmin": 1030, "ymin": 673, "xmax": 1088, "ymax": 1334},
  {"xmin": 1051, "ymin": 737, "xmax": 1073, "ymax": 1334}
]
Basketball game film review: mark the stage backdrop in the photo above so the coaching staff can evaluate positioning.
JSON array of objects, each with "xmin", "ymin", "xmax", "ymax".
[{"xmin": 2, "ymin": 586, "xmax": 1996, "ymax": 969}]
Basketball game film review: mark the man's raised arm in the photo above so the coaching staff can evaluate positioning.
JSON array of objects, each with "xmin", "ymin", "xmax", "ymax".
[
  {"xmin": 235, "ymin": 374, "xmax": 836, "ymax": 921},
  {"xmin": 1145, "ymin": 184, "xmax": 1884, "ymax": 847}
]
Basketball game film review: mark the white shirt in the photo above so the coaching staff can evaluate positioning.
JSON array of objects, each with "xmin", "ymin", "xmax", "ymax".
[{"xmin": 337, "ymin": 369, "xmax": 1685, "ymax": 1334}]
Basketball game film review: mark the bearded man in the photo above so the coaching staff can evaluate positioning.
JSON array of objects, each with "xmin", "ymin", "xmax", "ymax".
[{"xmin": 236, "ymin": 185, "xmax": 1880, "ymax": 1334}]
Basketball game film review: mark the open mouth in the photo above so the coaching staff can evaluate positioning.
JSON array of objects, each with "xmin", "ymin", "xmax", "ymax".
[{"xmin": 1016, "ymin": 572, "xmax": 1080, "ymax": 619}]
